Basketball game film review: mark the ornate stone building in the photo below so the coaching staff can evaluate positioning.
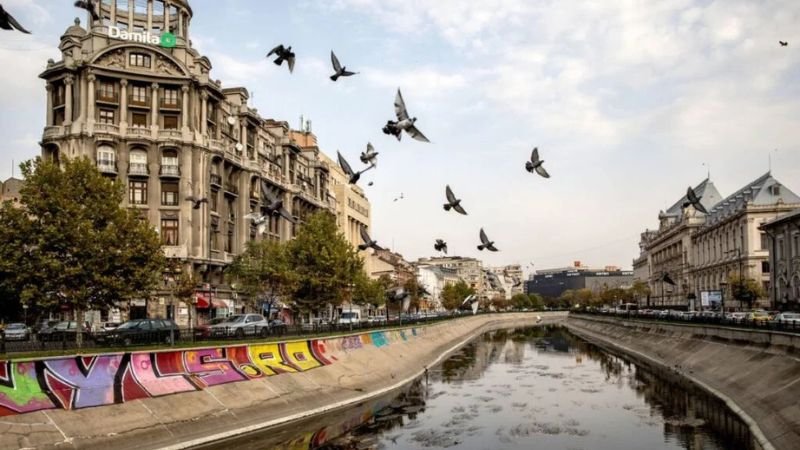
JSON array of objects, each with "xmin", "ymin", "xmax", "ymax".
[
  {"xmin": 0, "ymin": 178, "xmax": 22, "ymax": 206},
  {"xmin": 761, "ymin": 209, "xmax": 800, "ymax": 310},
  {"xmin": 37, "ymin": 2, "xmax": 355, "ymax": 323}
]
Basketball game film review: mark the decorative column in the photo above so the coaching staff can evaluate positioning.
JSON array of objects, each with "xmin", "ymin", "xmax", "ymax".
[
  {"xmin": 45, "ymin": 83, "xmax": 53, "ymax": 126},
  {"xmin": 181, "ymin": 85, "xmax": 189, "ymax": 130},
  {"xmin": 64, "ymin": 75, "xmax": 74, "ymax": 126},
  {"xmin": 150, "ymin": 83, "xmax": 159, "ymax": 135},
  {"xmin": 119, "ymin": 79, "xmax": 128, "ymax": 131},
  {"xmin": 178, "ymin": 12, "xmax": 184, "ymax": 37},
  {"xmin": 164, "ymin": 1, "xmax": 170, "ymax": 31},
  {"xmin": 110, "ymin": 0, "xmax": 116, "ymax": 26},
  {"xmin": 87, "ymin": 72, "xmax": 96, "ymax": 133},
  {"xmin": 200, "ymin": 91, "xmax": 208, "ymax": 137},
  {"xmin": 146, "ymin": 0, "xmax": 153, "ymax": 32},
  {"xmin": 128, "ymin": 0, "xmax": 134, "ymax": 31},
  {"xmin": 240, "ymin": 123, "xmax": 247, "ymax": 156}
]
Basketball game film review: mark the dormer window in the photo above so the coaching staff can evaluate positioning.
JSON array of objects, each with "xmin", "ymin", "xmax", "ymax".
[{"xmin": 770, "ymin": 185, "xmax": 781, "ymax": 196}]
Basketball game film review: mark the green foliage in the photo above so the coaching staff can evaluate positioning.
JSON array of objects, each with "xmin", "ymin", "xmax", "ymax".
[
  {"xmin": 0, "ymin": 157, "xmax": 165, "ymax": 321},
  {"xmin": 352, "ymin": 272, "xmax": 385, "ymax": 307},
  {"xmin": 511, "ymin": 293, "xmax": 531, "ymax": 310},
  {"xmin": 441, "ymin": 280, "xmax": 475, "ymax": 311},
  {"xmin": 286, "ymin": 212, "xmax": 363, "ymax": 313},
  {"xmin": 228, "ymin": 239, "xmax": 295, "ymax": 311},
  {"xmin": 490, "ymin": 296, "xmax": 510, "ymax": 311},
  {"xmin": 528, "ymin": 293, "xmax": 545, "ymax": 310},
  {"xmin": 728, "ymin": 274, "xmax": 765, "ymax": 308},
  {"xmin": 403, "ymin": 277, "xmax": 423, "ymax": 311}
]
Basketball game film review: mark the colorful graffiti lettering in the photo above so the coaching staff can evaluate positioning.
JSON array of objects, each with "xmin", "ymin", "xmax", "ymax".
[{"xmin": 0, "ymin": 328, "xmax": 420, "ymax": 416}]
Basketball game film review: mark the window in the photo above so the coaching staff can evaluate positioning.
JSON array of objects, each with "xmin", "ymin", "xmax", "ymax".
[
  {"xmin": 129, "ymin": 180, "xmax": 147, "ymax": 205},
  {"xmin": 161, "ymin": 182, "xmax": 179, "ymax": 206},
  {"xmin": 777, "ymin": 238, "xmax": 784, "ymax": 260},
  {"xmin": 129, "ymin": 53, "xmax": 151, "ymax": 68},
  {"xmin": 53, "ymin": 84, "xmax": 65, "ymax": 106},
  {"xmin": 162, "ymin": 88, "xmax": 179, "ymax": 106},
  {"xmin": 770, "ymin": 185, "xmax": 781, "ymax": 196},
  {"xmin": 161, "ymin": 218, "xmax": 178, "ymax": 245},
  {"xmin": 98, "ymin": 109, "xmax": 115, "ymax": 124},
  {"xmin": 760, "ymin": 232, "xmax": 769, "ymax": 250},
  {"xmin": 762, "ymin": 261, "xmax": 770, "ymax": 274},
  {"xmin": 793, "ymin": 234, "xmax": 799, "ymax": 257},
  {"xmin": 129, "ymin": 150, "xmax": 147, "ymax": 175},
  {"xmin": 98, "ymin": 80, "xmax": 117, "ymax": 101},
  {"xmin": 210, "ymin": 189, "xmax": 218, "ymax": 212},
  {"xmin": 131, "ymin": 85, "xmax": 148, "ymax": 105},
  {"xmin": 132, "ymin": 112, "xmax": 147, "ymax": 128},
  {"xmin": 97, "ymin": 146, "xmax": 116, "ymax": 167},
  {"xmin": 225, "ymin": 226, "xmax": 234, "ymax": 253},
  {"xmin": 163, "ymin": 114, "xmax": 179, "ymax": 130},
  {"xmin": 210, "ymin": 220, "xmax": 220, "ymax": 251}
]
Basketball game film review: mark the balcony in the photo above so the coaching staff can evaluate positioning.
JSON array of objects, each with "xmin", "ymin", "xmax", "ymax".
[
  {"xmin": 43, "ymin": 125, "xmax": 63, "ymax": 139},
  {"xmin": 159, "ymin": 97, "xmax": 181, "ymax": 110},
  {"xmin": 97, "ymin": 160, "xmax": 117, "ymax": 175},
  {"xmin": 96, "ymin": 90, "xmax": 119, "ymax": 104},
  {"xmin": 127, "ymin": 126, "xmax": 151, "ymax": 138},
  {"xmin": 128, "ymin": 95, "xmax": 150, "ymax": 108},
  {"xmin": 94, "ymin": 123, "xmax": 119, "ymax": 135},
  {"xmin": 210, "ymin": 173, "xmax": 222, "ymax": 187},
  {"xmin": 159, "ymin": 164, "xmax": 180, "ymax": 178},
  {"xmin": 158, "ymin": 129, "xmax": 182, "ymax": 140},
  {"xmin": 208, "ymin": 139, "xmax": 223, "ymax": 152},
  {"xmin": 128, "ymin": 162, "xmax": 149, "ymax": 177},
  {"xmin": 224, "ymin": 183, "xmax": 239, "ymax": 196}
]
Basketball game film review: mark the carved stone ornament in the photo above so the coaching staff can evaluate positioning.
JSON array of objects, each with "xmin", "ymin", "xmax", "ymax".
[{"xmin": 96, "ymin": 49, "xmax": 126, "ymax": 69}]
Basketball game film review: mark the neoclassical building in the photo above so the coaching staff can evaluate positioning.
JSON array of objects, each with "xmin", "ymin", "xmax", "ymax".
[
  {"xmin": 37, "ymin": 2, "xmax": 363, "ymax": 323},
  {"xmin": 761, "ymin": 209, "xmax": 800, "ymax": 310}
]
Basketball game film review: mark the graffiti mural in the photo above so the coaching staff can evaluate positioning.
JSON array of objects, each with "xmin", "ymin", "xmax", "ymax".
[{"xmin": 0, "ymin": 328, "xmax": 421, "ymax": 416}]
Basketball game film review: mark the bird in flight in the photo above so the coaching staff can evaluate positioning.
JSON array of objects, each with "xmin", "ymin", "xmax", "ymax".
[
  {"xmin": 525, "ymin": 147, "xmax": 550, "ymax": 178},
  {"xmin": 330, "ymin": 50, "xmax": 358, "ymax": 81},
  {"xmin": 337, "ymin": 151, "xmax": 374, "ymax": 185},
  {"xmin": 358, "ymin": 226, "xmax": 381, "ymax": 252},
  {"xmin": 393, "ymin": 193, "xmax": 404, "ymax": 202},
  {"xmin": 74, "ymin": 0, "xmax": 100, "ymax": 22},
  {"xmin": 683, "ymin": 186, "xmax": 708, "ymax": 214},
  {"xmin": 477, "ymin": 228, "xmax": 499, "ymax": 252},
  {"xmin": 360, "ymin": 142, "xmax": 379, "ymax": 166},
  {"xmin": 267, "ymin": 44, "xmax": 295, "ymax": 73},
  {"xmin": 434, "ymin": 239, "xmax": 448, "ymax": 254},
  {"xmin": 779, "ymin": 41, "xmax": 788, "ymax": 47},
  {"xmin": 0, "ymin": 5, "xmax": 30, "ymax": 33},
  {"xmin": 244, "ymin": 183, "xmax": 297, "ymax": 232},
  {"xmin": 185, "ymin": 195, "xmax": 208, "ymax": 210},
  {"xmin": 383, "ymin": 89, "xmax": 430, "ymax": 142},
  {"xmin": 443, "ymin": 185, "xmax": 467, "ymax": 215}
]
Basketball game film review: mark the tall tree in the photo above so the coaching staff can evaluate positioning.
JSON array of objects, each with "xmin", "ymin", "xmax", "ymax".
[
  {"xmin": 0, "ymin": 157, "xmax": 165, "ymax": 345},
  {"xmin": 441, "ymin": 280, "xmax": 475, "ymax": 311},
  {"xmin": 167, "ymin": 260, "xmax": 199, "ymax": 329},
  {"xmin": 228, "ymin": 239, "xmax": 295, "ymax": 318},
  {"xmin": 511, "ymin": 293, "xmax": 531, "ymax": 310},
  {"xmin": 287, "ymin": 212, "xmax": 363, "ymax": 316},
  {"xmin": 352, "ymin": 272, "xmax": 385, "ymax": 311},
  {"xmin": 728, "ymin": 274, "xmax": 765, "ymax": 310},
  {"xmin": 403, "ymin": 276, "xmax": 423, "ymax": 312}
]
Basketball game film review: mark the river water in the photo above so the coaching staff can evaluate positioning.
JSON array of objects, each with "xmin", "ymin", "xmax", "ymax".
[{"xmin": 199, "ymin": 326, "xmax": 758, "ymax": 450}]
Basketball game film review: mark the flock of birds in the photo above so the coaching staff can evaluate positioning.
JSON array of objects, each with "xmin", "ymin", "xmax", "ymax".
[{"xmin": 0, "ymin": 2, "xmax": 793, "ymax": 272}]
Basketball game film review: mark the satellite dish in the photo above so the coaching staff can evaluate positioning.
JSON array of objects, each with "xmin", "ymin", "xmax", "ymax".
[
  {"xmin": 235, "ymin": 143, "xmax": 244, "ymax": 152},
  {"xmin": 226, "ymin": 116, "xmax": 237, "ymax": 125}
]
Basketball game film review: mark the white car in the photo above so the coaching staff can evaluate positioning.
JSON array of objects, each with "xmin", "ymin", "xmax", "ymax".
[
  {"xmin": 3, "ymin": 323, "xmax": 31, "ymax": 341},
  {"xmin": 773, "ymin": 312, "xmax": 800, "ymax": 325},
  {"xmin": 209, "ymin": 314, "xmax": 268, "ymax": 338}
]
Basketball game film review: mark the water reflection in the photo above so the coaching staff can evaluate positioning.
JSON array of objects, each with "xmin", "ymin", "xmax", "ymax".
[{"xmin": 197, "ymin": 326, "xmax": 757, "ymax": 450}]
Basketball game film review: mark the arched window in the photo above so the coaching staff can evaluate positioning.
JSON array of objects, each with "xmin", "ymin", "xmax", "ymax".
[
  {"xmin": 97, "ymin": 145, "xmax": 116, "ymax": 172},
  {"xmin": 129, "ymin": 149, "xmax": 148, "ymax": 175}
]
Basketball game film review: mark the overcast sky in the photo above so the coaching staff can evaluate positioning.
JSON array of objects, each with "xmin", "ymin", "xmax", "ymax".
[{"xmin": 1, "ymin": 0, "xmax": 799, "ymax": 275}]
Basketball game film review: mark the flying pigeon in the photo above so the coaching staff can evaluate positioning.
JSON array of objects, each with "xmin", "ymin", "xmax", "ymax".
[
  {"xmin": 360, "ymin": 142, "xmax": 379, "ymax": 166},
  {"xmin": 434, "ymin": 239, "xmax": 448, "ymax": 254},
  {"xmin": 185, "ymin": 196, "xmax": 208, "ymax": 210},
  {"xmin": 477, "ymin": 228, "xmax": 499, "ymax": 252},
  {"xmin": 513, "ymin": 277, "xmax": 522, "ymax": 288},
  {"xmin": 0, "ymin": 5, "xmax": 30, "ymax": 33},
  {"xmin": 443, "ymin": 185, "xmax": 467, "ymax": 215},
  {"xmin": 368, "ymin": 181, "xmax": 374, "ymax": 186},
  {"xmin": 74, "ymin": 0, "xmax": 100, "ymax": 22},
  {"xmin": 779, "ymin": 41, "xmax": 788, "ymax": 47},
  {"xmin": 387, "ymin": 287, "xmax": 409, "ymax": 303},
  {"xmin": 330, "ymin": 50, "xmax": 358, "ymax": 81},
  {"xmin": 358, "ymin": 226, "xmax": 381, "ymax": 252},
  {"xmin": 244, "ymin": 183, "xmax": 297, "ymax": 230},
  {"xmin": 267, "ymin": 44, "xmax": 295, "ymax": 73},
  {"xmin": 661, "ymin": 272, "xmax": 676, "ymax": 286},
  {"xmin": 461, "ymin": 294, "xmax": 477, "ymax": 307},
  {"xmin": 393, "ymin": 193, "xmax": 404, "ymax": 202},
  {"xmin": 682, "ymin": 186, "xmax": 708, "ymax": 214},
  {"xmin": 382, "ymin": 89, "xmax": 430, "ymax": 142},
  {"xmin": 525, "ymin": 147, "xmax": 550, "ymax": 178},
  {"xmin": 337, "ymin": 151, "xmax": 374, "ymax": 185}
]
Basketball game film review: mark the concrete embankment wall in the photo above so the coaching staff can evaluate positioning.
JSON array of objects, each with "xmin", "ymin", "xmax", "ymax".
[
  {"xmin": 0, "ymin": 312, "xmax": 563, "ymax": 450},
  {"xmin": 566, "ymin": 315, "xmax": 800, "ymax": 450}
]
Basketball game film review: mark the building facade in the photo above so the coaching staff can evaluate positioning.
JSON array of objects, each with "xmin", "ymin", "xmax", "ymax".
[
  {"xmin": 0, "ymin": 178, "xmax": 22, "ymax": 206},
  {"xmin": 761, "ymin": 209, "xmax": 800, "ymax": 311},
  {"xmin": 485, "ymin": 264, "xmax": 524, "ymax": 299},
  {"xmin": 416, "ymin": 264, "xmax": 459, "ymax": 311},
  {"xmin": 691, "ymin": 173, "xmax": 800, "ymax": 310},
  {"xmin": 525, "ymin": 262, "xmax": 634, "ymax": 299},
  {"xmin": 416, "ymin": 256, "xmax": 484, "ymax": 293},
  {"xmin": 37, "ymin": 2, "xmax": 363, "ymax": 324}
]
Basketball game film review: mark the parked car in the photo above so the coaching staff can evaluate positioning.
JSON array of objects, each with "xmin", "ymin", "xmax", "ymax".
[
  {"xmin": 95, "ymin": 319, "xmax": 180, "ymax": 346},
  {"xmin": 33, "ymin": 319, "xmax": 59, "ymax": 334},
  {"xmin": 747, "ymin": 310, "xmax": 771, "ymax": 324},
  {"xmin": 726, "ymin": 312, "xmax": 748, "ymax": 322},
  {"xmin": 209, "ymin": 314, "xmax": 268, "ymax": 338},
  {"xmin": 194, "ymin": 317, "xmax": 230, "ymax": 339},
  {"xmin": 772, "ymin": 312, "xmax": 800, "ymax": 325},
  {"xmin": 37, "ymin": 321, "xmax": 91, "ymax": 342},
  {"xmin": 267, "ymin": 319, "xmax": 288, "ymax": 334},
  {"xmin": 101, "ymin": 322, "xmax": 121, "ymax": 332},
  {"xmin": 2, "ymin": 323, "xmax": 31, "ymax": 341}
]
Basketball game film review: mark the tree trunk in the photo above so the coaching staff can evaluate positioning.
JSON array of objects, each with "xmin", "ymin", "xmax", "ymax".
[{"xmin": 75, "ymin": 308, "xmax": 85, "ymax": 348}]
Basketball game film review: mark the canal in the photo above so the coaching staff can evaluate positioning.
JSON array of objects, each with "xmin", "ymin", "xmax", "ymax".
[{"xmin": 197, "ymin": 326, "xmax": 759, "ymax": 450}]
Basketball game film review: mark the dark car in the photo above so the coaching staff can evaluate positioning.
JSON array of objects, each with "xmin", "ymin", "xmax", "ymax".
[
  {"xmin": 37, "ymin": 321, "xmax": 90, "ymax": 342},
  {"xmin": 265, "ymin": 319, "xmax": 288, "ymax": 336},
  {"xmin": 95, "ymin": 319, "xmax": 180, "ymax": 346}
]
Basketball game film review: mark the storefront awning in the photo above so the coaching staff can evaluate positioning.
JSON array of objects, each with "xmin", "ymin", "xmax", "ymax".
[{"xmin": 196, "ymin": 294, "xmax": 227, "ymax": 309}]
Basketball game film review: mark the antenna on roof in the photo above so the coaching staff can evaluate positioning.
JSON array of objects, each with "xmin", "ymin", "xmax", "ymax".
[
  {"xmin": 299, "ymin": 114, "xmax": 304, "ymax": 131},
  {"xmin": 702, "ymin": 162, "xmax": 709, "ymax": 180}
]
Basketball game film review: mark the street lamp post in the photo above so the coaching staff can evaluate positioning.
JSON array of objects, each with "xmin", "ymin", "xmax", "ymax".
[{"xmin": 719, "ymin": 281, "xmax": 728, "ymax": 314}]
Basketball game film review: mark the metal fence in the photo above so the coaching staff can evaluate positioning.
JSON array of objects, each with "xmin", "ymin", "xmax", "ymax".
[
  {"xmin": 573, "ymin": 310, "xmax": 800, "ymax": 334},
  {"xmin": 0, "ymin": 311, "xmax": 497, "ymax": 356}
]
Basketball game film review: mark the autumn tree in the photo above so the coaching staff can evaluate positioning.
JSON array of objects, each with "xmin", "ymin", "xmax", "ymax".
[
  {"xmin": 0, "ymin": 157, "xmax": 165, "ymax": 346},
  {"xmin": 352, "ymin": 272, "xmax": 385, "ymax": 310},
  {"xmin": 441, "ymin": 280, "xmax": 475, "ymax": 311},
  {"xmin": 728, "ymin": 274, "xmax": 765, "ymax": 310},
  {"xmin": 228, "ymin": 239, "xmax": 295, "ymax": 318},
  {"xmin": 286, "ymin": 212, "xmax": 362, "ymax": 317},
  {"xmin": 511, "ymin": 293, "xmax": 531, "ymax": 310},
  {"xmin": 167, "ymin": 261, "xmax": 198, "ymax": 329}
]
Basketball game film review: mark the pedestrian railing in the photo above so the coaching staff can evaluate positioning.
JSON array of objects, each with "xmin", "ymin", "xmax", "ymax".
[{"xmin": 572, "ymin": 310, "xmax": 800, "ymax": 334}]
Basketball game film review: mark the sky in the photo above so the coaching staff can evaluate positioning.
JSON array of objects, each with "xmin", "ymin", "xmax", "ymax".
[{"xmin": 1, "ymin": 0, "xmax": 799, "ymax": 275}]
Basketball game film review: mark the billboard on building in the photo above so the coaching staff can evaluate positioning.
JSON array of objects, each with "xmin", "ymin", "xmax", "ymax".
[{"xmin": 701, "ymin": 290, "xmax": 722, "ymax": 308}]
